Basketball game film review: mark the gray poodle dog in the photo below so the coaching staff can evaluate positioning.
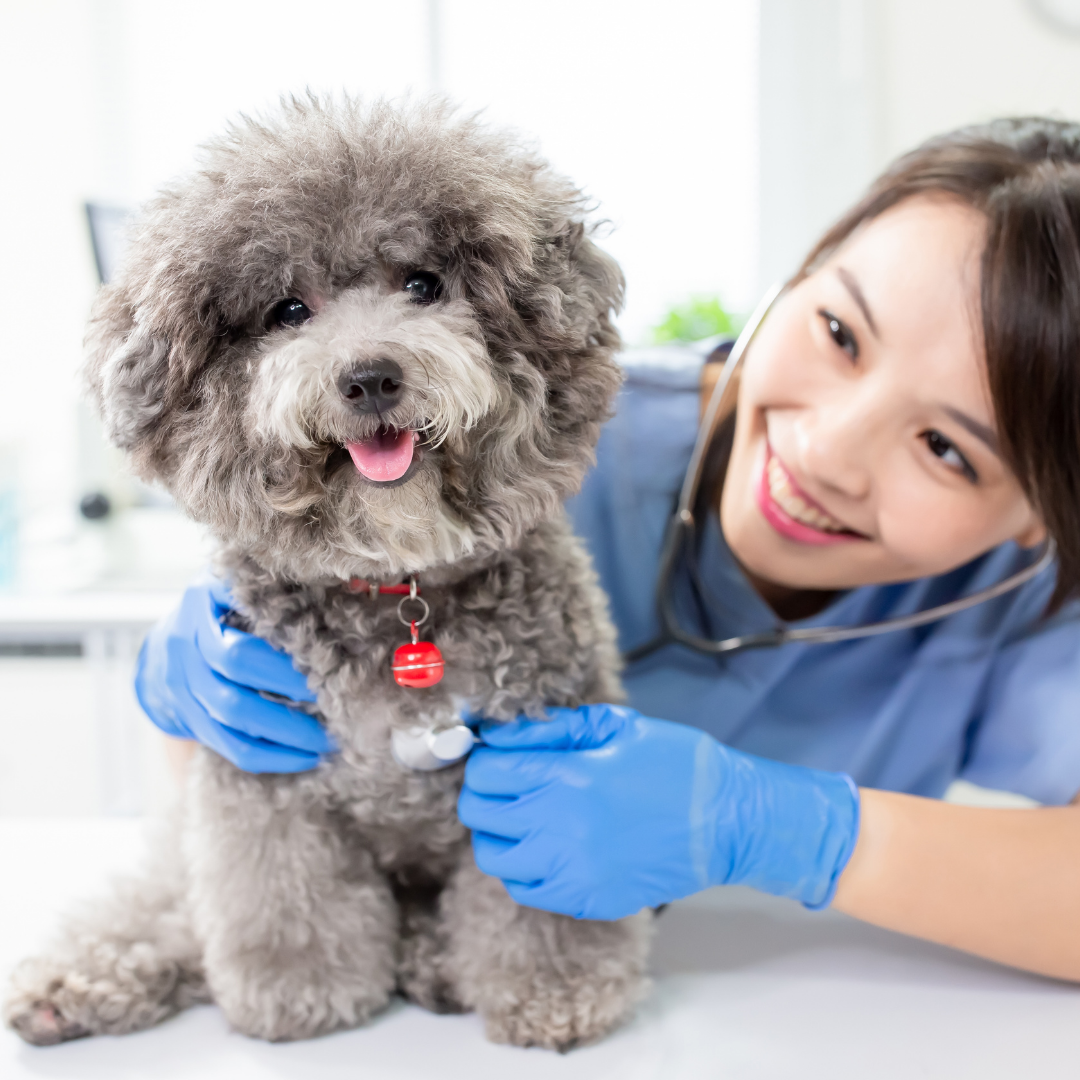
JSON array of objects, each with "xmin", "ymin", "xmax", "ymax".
[{"xmin": 4, "ymin": 97, "xmax": 652, "ymax": 1050}]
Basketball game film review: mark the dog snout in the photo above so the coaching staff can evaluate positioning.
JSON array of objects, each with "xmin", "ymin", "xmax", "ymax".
[{"xmin": 337, "ymin": 360, "xmax": 405, "ymax": 414}]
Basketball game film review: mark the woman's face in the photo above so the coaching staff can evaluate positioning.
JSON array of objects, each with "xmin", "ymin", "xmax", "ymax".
[{"xmin": 721, "ymin": 195, "xmax": 1046, "ymax": 595}]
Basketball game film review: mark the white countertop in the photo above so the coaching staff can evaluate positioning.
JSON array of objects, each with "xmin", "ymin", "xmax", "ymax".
[
  {"xmin": 1, "ymin": 817, "xmax": 1075, "ymax": 1079},
  {"xmin": 0, "ymin": 591, "xmax": 181, "ymax": 635}
]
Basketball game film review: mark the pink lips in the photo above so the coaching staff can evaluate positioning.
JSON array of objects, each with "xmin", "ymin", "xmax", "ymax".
[
  {"xmin": 755, "ymin": 445, "xmax": 863, "ymax": 546},
  {"xmin": 346, "ymin": 428, "xmax": 419, "ymax": 483}
]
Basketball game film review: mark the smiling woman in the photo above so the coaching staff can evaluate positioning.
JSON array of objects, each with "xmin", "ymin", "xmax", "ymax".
[
  {"xmin": 722, "ymin": 196, "xmax": 1048, "ymax": 610},
  {"xmin": 777, "ymin": 123, "xmax": 1080, "ymax": 608}
]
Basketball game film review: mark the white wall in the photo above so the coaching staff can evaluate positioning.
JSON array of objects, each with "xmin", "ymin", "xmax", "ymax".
[
  {"xmin": 440, "ymin": 0, "xmax": 761, "ymax": 332},
  {"xmin": 757, "ymin": 0, "xmax": 881, "ymax": 290},
  {"xmin": 757, "ymin": 0, "xmax": 1080, "ymax": 292},
  {"xmin": 0, "ymin": 649, "xmax": 173, "ymax": 817},
  {"xmin": 878, "ymin": 0, "xmax": 1080, "ymax": 163},
  {"xmin": 113, "ymin": 2, "xmax": 430, "ymax": 205},
  {"xmin": 0, "ymin": 3, "xmax": 99, "ymax": 519}
]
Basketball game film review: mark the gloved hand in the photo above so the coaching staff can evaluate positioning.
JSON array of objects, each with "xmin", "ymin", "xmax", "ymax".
[
  {"xmin": 135, "ymin": 578, "xmax": 334, "ymax": 773},
  {"xmin": 458, "ymin": 703, "xmax": 859, "ymax": 920}
]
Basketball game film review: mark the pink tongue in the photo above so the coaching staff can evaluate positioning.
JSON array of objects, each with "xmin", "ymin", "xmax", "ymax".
[{"xmin": 346, "ymin": 429, "xmax": 416, "ymax": 482}]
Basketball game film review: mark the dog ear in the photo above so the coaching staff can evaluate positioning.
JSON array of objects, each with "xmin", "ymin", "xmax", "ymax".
[
  {"xmin": 558, "ymin": 220, "xmax": 624, "ymax": 350},
  {"xmin": 517, "ymin": 210, "xmax": 625, "ymax": 369},
  {"xmin": 83, "ymin": 284, "xmax": 173, "ymax": 456}
]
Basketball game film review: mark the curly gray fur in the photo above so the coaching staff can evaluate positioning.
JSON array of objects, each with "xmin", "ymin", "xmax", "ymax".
[{"xmin": 5, "ymin": 96, "xmax": 652, "ymax": 1050}]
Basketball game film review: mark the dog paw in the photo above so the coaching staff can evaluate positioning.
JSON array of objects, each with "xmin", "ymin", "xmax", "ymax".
[
  {"xmin": 4, "ymin": 947, "xmax": 196, "ymax": 1043},
  {"xmin": 479, "ymin": 976, "xmax": 645, "ymax": 1052},
  {"xmin": 213, "ymin": 967, "xmax": 394, "ymax": 1041},
  {"xmin": 6, "ymin": 1000, "xmax": 91, "ymax": 1047}
]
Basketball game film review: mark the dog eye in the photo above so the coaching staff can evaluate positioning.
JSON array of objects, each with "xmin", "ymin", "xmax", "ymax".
[
  {"xmin": 403, "ymin": 272, "xmax": 442, "ymax": 305},
  {"xmin": 269, "ymin": 298, "xmax": 313, "ymax": 328}
]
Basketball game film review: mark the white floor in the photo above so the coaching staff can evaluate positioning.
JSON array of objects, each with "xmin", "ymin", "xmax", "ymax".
[{"xmin": 1, "ymin": 818, "xmax": 1076, "ymax": 1079}]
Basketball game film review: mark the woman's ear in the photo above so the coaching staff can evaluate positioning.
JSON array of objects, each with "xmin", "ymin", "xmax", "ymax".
[{"xmin": 83, "ymin": 285, "xmax": 172, "ymax": 453}]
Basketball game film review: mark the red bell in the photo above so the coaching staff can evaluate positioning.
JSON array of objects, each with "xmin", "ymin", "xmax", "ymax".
[{"xmin": 392, "ymin": 621, "xmax": 444, "ymax": 688}]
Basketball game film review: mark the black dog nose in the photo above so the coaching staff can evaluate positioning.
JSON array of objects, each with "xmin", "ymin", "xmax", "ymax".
[{"xmin": 337, "ymin": 361, "xmax": 405, "ymax": 413}]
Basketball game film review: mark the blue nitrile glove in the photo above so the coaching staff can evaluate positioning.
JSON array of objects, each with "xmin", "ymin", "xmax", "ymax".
[
  {"xmin": 458, "ymin": 704, "xmax": 860, "ymax": 920},
  {"xmin": 135, "ymin": 578, "xmax": 334, "ymax": 773}
]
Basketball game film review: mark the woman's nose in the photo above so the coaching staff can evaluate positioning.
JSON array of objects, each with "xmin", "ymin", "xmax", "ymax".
[{"xmin": 793, "ymin": 394, "xmax": 878, "ymax": 501}]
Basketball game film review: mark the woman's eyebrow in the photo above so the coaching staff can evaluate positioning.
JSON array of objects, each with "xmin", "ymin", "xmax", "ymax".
[
  {"xmin": 836, "ymin": 267, "xmax": 879, "ymax": 338},
  {"xmin": 942, "ymin": 406, "xmax": 1001, "ymax": 457}
]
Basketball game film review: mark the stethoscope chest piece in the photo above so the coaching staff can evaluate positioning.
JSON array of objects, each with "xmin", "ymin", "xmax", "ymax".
[{"xmin": 392, "ymin": 723, "xmax": 475, "ymax": 771}]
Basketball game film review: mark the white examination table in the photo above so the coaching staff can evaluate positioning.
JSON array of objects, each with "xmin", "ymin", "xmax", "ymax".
[{"xmin": 1, "ymin": 818, "xmax": 1075, "ymax": 1079}]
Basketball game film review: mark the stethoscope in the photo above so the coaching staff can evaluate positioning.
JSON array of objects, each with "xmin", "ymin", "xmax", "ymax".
[{"xmin": 625, "ymin": 283, "xmax": 1057, "ymax": 664}]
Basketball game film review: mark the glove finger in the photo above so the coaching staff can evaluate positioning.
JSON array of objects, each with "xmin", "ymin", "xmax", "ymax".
[
  {"xmin": 501, "ymin": 878, "xmax": 580, "ymax": 918},
  {"xmin": 504, "ymin": 878, "xmax": 637, "ymax": 921},
  {"xmin": 478, "ymin": 704, "xmax": 630, "ymax": 750},
  {"xmin": 463, "ymin": 746, "xmax": 565, "ymax": 796},
  {"xmin": 160, "ymin": 647, "xmax": 322, "ymax": 773},
  {"xmin": 192, "ymin": 584, "xmax": 317, "ymax": 703},
  {"xmin": 198, "ymin": 723, "xmax": 323, "ymax": 774},
  {"xmin": 179, "ymin": 639, "xmax": 335, "ymax": 754},
  {"xmin": 471, "ymin": 831, "xmax": 554, "ymax": 884},
  {"xmin": 457, "ymin": 787, "xmax": 538, "ymax": 840}
]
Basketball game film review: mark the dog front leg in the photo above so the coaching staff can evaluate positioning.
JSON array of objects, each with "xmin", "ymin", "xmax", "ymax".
[
  {"xmin": 4, "ymin": 812, "xmax": 206, "ymax": 1045},
  {"xmin": 186, "ymin": 752, "xmax": 396, "ymax": 1041},
  {"xmin": 439, "ymin": 854, "xmax": 653, "ymax": 1050}
]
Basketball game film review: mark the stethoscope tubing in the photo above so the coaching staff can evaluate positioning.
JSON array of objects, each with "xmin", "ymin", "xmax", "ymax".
[{"xmin": 624, "ymin": 284, "xmax": 1058, "ymax": 664}]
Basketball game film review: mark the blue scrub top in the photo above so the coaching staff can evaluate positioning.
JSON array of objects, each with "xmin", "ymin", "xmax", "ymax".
[{"xmin": 565, "ymin": 341, "xmax": 1080, "ymax": 805}]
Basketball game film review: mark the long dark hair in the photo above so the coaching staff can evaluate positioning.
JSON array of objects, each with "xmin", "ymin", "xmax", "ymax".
[{"xmin": 797, "ymin": 118, "xmax": 1080, "ymax": 608}]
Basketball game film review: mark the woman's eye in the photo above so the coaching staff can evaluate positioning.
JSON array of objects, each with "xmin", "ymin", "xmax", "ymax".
[
  {"xmin": 924, "ymin": 430, "xmax": 978, "ymax": 483},
  {"xmin": 403, "ymin": 271, "xmax": 442, "ymax": 304},
  {"xmin": 818, "ymin": 309, "xmax": 858, "ymax": 359},
  {"xmin": 269, "ymin": 298, "xmax": 312, "ymax": 328}
]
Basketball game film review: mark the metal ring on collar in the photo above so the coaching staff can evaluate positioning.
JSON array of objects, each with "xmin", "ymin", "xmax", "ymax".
[{"xmin": 397, "ymin": 595, "xmax": 430, "ymax": 628}]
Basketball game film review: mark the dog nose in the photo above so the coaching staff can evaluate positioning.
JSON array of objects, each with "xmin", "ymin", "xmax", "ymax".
[{"xmin": 337, "ymin": 361, "xmax": 405, "ymax": 413}]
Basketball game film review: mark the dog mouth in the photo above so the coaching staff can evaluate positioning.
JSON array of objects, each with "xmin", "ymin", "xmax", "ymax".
[{"xmin": 344, "ymin": 426, "xmax": 422, "ymax": 484}]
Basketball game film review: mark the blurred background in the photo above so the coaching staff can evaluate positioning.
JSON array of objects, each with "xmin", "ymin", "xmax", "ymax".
[{"xmin": 1, "ymin": 0, "xmax": 1078, "ymax": 816}]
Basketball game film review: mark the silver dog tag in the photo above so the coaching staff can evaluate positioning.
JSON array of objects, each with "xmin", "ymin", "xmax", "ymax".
[{"xmin": 391, "ymin": 724, "xmax": 476, "ymax": 771}]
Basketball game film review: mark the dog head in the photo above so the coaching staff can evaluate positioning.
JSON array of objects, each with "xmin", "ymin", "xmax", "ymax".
[{"xmin": 86, "ymin": 97, "xmax": 623, "ymax": 581}]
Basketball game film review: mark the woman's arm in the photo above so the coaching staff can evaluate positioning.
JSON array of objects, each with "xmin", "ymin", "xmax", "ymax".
[
  {"xmin": 461, "ymin": 704, "xmax": 1080, "ymax": 980},
  {"xmin": 834, "ymin": 789, "xmax": 1080, "ymax": 980}
]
